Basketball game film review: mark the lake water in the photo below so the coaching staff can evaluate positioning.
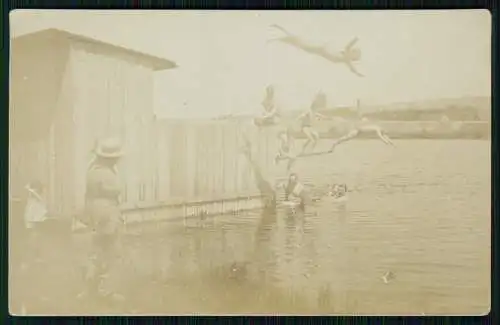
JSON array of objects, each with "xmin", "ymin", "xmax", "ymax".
[{"xmin": 11, "ymin": 140, "xmax": 491, "ymax": 315}]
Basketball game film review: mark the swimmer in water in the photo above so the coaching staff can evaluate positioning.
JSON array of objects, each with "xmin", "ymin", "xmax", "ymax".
[
  {"xmin": 297, "ymin": 92, "xmax": 329, "ymax": 154},
  {"xmin": 274, "ymin": 128, "xmax": 297, "ymax": 172},
  {"xmin": 282, "ymin": 173, "xmax": 311, "ymax": 213},
  {"xmin": 329, "ymin": 117, "xmax": 395, "ymax": 152},
  {"xmin": 328, "ymin": 183, "xmax": 348, "ymax": 199},
  {"xmin": 269, "ymin": 24, "xmax": 364, "ymax": 77},
  {"xmin": 254, "ymin": 85, "xmax": 279, "ymax": 128},
  {"xmin": 241, "ymin": 136, "xmax": 311, "ymax": 213}
]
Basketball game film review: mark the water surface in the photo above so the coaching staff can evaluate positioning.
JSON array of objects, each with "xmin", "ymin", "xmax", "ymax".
[{"xmin": 11, "ymin": 140, "xmax": 491, "ymax": 315}]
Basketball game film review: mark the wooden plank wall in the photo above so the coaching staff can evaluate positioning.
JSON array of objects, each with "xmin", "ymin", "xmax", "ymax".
[
  {"xmin": 9, "ymin": 38, "xmax": 70, "ymax": 214},
  {"xmin": 51, "ymin": 46, "xmax": 75, "ymax": 216},
  {"xmin": 71, "ymin": 42, "xmax": 155, "ymax": 214},
  {"xmin": 152, "ymin": 120, "xmax": 278, "ymax": 207}
]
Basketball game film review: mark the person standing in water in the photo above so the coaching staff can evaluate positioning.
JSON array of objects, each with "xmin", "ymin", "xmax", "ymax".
[
  {"xmin": 274, "ymin": 127, "xmax": 297, "ymax": 172},
  {"xmin": 297, "ymin": 91, "xmax": 329, "ymax": 154},
  {"xmin": 282, "ymin": 173, "xmax": 312, "ymax": 213},
  {"xmin": 77, "ymin": 137, "xmax": 125, "ymax": 302}
]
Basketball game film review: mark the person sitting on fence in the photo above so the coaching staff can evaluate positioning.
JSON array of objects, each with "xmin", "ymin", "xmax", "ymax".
[
  {"xmin": 254, "ymin": 85, "xmax": 280, "ymax": 128},
  {"xmin": 274, "ymin": 128, "xmax": 297, "ymax": 172},
  {"xmin": 297, "ymin": 92, "xmax": 329, "ymax": 154},
  {"xmin": 328, "ymin": 117, "xmax": 395, "ymax": 152}
]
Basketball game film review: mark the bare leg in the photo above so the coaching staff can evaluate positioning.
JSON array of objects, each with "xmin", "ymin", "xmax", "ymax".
[
  {"xmin": 301, "ymin": 139, "xmax": 311, "ymax": 154},
  {"xmin": 309, "ymin": 129, "xmax": 320, "ymax": 152},
  {"xmin": 378, "ymin": 131, "xmax": 395, "ymax": 146},
  {"xmin": 301, "ymin": 127, "xmax": 315, "ymax": 154},
  {"xmin": 329, "ymin": 129, "xmax": 359, "ymax": 152}
]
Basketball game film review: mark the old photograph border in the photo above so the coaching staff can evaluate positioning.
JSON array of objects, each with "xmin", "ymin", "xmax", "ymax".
[{"xmin": 2, "ymin": 0, "xmax": 498, "ymax": 322}]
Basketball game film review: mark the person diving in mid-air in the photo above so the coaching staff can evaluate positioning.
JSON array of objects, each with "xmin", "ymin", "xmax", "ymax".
[
  {"xmin": 268, "ymin": 24, "xmax": 364, "ymax": 77},
  {"xmin": 329, "ymin": 116, "xmax": 395, "ymax": 152}
]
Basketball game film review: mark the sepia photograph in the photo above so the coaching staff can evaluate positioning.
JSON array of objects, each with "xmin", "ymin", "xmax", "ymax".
[{"xmin": 8, "ymin": 9, "xmax": 491, "ymax": 315}]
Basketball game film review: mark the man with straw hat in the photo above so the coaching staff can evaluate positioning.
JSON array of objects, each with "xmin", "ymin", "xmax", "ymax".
[{"xmin": 77, "ymin": 137, "xmax": 125, "ymax": 303}]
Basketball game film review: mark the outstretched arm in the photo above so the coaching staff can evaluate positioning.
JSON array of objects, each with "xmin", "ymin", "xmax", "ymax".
[
  {"xmin": 268, "ymin": 24, "xmax": 320, "ymax": 55},
  {"xmin": 346, "ymin": 61, "xmax": 364, "ymax": 77},
  {"xmin": 315, "ymin": 112, "xmax": 329, "ymax": 120},
  {"xmin": 296, "ymin": 110, "xmax": 309, "ymax": 120},
  {"xmin": 345, "ymin": 37, "xmax": 359, "ymax": 51},
  {"xmin": 270, "ymin": 24, "xmax": 296, "ymax": 38}
]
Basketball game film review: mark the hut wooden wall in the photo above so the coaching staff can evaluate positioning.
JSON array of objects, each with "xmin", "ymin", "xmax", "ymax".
[
  {"xmin": 9, "ymin": 35, "xmax": 72, "ymax": 214},
  {"xmin": 152, "ymin": 120, "xmax": 279, "ymax": 206},
  {"xmin": 10, "ymin": 31, "xmax": 178, "ymax": 221},
  {"xmin": 70, "ymin": 41, "xmax": 156, "ymax": 213}
]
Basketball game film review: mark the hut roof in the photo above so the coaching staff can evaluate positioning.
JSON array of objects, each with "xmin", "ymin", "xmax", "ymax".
[{"xmin": 11, "ymin": 28, "xmax": 178, "ymax": 71}]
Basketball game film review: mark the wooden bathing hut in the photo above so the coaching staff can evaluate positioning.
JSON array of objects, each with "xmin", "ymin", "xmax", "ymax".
[
  {"xmin": 9, "ymin": 28, "xmax": 177, "ymax": 220},
  {"xmin": 10, "ymin": 28, "xmax": 280, "ymax": 227}
]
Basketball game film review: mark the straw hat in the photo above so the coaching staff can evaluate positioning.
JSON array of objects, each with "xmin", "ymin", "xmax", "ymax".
[{"xmin": 94, "ymin": 137, "xmax": 123, "ymax": 159}]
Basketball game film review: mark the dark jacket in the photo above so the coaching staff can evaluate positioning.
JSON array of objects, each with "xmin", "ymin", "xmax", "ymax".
[{"xmin": 84, "ymin": 163, "xmax": 122, "ymax": 235}]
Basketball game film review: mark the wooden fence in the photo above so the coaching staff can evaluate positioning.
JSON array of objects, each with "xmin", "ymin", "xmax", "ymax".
[{"xmin": 119, "ymin": 119, "xmax": 280, "ymax": 223}]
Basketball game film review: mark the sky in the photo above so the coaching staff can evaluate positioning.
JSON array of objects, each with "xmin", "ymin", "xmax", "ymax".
[{"xmin": 10, "ymin": 10, "xmax": 491, "ymax": 118}]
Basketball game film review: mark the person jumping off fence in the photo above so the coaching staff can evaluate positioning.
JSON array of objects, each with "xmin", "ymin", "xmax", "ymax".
[
  {"xmin": 254, "ymin": 85, "xmax": 280, "ymax": 128},
  {"xmin": 297, "ymin": 91, "xmax": 329, "ymax": 155},
  {"xmin": 268, "ymin": 24, "xmax": 364, "ymax": 77},
  {"xmin": 274, "ymin": 127, "xmax": 298, "ymax": 172},
  {"xmin": 329, "ymin": 117, "xmax": 395, "ymax": 152},
  {"xmin": 76, "ymin": 137, "xmax": 126, "ymax": 303}
]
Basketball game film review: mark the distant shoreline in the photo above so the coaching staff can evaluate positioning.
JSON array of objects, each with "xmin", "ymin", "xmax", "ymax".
[
  {"xmin": 296, "ymin": 136, "xmax": 490, "ymax": 141},
  {"xmin": 293, "ymin": 120, "xmax": 491, "ymax": 141}
]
